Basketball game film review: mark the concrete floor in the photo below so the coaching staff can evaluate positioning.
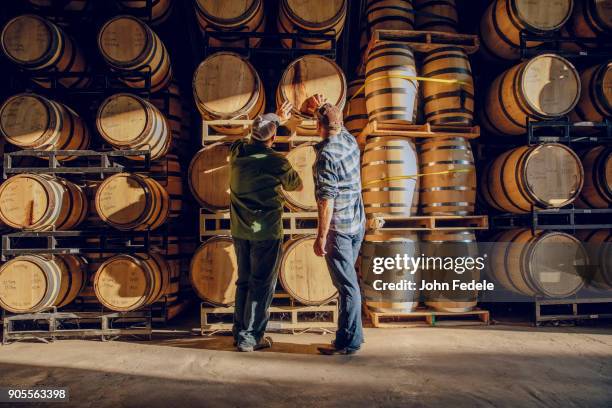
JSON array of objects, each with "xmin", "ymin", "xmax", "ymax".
[{"xmin": 0, "ymin": 322, "xmax": 610, "ymax": 408}]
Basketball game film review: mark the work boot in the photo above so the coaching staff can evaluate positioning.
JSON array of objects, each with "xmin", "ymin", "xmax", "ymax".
[
  {"xmin": 237, "ymin": 336, "xmax": 273, "ymax": 352},
  {"xmin": 317, "ymin": 346, "xmax": 359, "ymax": 356}
]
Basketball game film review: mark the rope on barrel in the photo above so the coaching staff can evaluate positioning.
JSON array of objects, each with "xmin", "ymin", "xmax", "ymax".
[{"xmin": 362, "ymin": 168, "xmax": 472, "ymax": 187}]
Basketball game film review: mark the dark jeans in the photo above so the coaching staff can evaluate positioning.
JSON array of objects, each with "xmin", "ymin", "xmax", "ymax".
[
  {"xmin": 324, "ymin": 229, "xmax": 365, "ymax": 351},
  {"xmin": 233, "ymin": 238, "xmax": 283, "ymax": 347}
]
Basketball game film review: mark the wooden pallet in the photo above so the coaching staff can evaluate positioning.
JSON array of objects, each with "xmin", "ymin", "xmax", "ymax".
[
  {"xmin": 359, "ymin": 121, "xmax": 480, "ymax": 141},
  {"xmin": 201, "ymin": 119, "xmax": 321, "ymax": 146},
  {"xmin": 201, "ymin": 299, "xmax": 338, "ymax": 334},
  {"xmin": 369, "ymin": 29, "xmax": 480, "ymax": 54},
  {"xmin": 367, "ymin": 308, "xmax": 490, "ymax": 328},
  {"xmin": 200, "ymin": 210, "xmax": 318, "ymax": 239},
  {"xmin": 367, "ymin": 215, "xmax": 489, "ymax": 231}
]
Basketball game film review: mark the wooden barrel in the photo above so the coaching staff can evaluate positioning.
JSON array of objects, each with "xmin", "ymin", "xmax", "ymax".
[
  {"xmin": 190, "ymin": 236, "xmax": 238, "ymax": 306},
  {"xmin": 566, "ymin": 0, "xmax": 612, "ymax": 40},
  {"xmin": 276, "ymin": 55, "xmax": 346, "ymax": 133},
  {"xmin": 360, "ymin": 232, "xmax": 421, "ymax": 312},
  {"xmin": 117, "ymin": 0, "xmax": 174, "ymax": 26},
  {"xmin": 280, "ymin": 236, "xmax": 337, "ymax": 305},
  {"xmin": 189, "ymin": 144, "xmax": 231, "ymax": 212},
  {"xmin": 0, "ymin": 254, "xmax": 86, "ymax": 314},
  {"xmin": 571, "ymin": 63, "xmax": 612, "ymax": 123},
  {"xmin": 95, "ymin": 173, "xmax": 170, "ymax": 231},
  {"xmin": 479, "ymin": 0, "xmax": 573, "ymax": 60},
  {"xmin": 365, "ymin": 42, "xmax": 418, "ymax": 125},
  {"xmin": 282, "ymin": 145, "xmax": 317, "ymax": 211},
  {"xmin": 1, "ymin": 14, "xmax": 90, "ymax": 88},
  {"xmin": 362, "ymin": 137, "xmax": 419, "ymax": 216},
  {"xmin": 576, "ymin": 230, "xmax": 612, "ymax": 290},
  {"xmin": 344, "ymin": 78, "xmax": 368, "ymax": 147},
  {"xmin": 194, "ymin": 52, "xmax": 265, "ymax": 135},
  {"xmin": 151, "ymin": 80, "xmax": 183, "ymax": 141},
  {"xmin": 94, "ymin": 253, "xmax": 169, "ymax": 311},
  {"xmin": 26, "ymin": 0, "xmax": 90, "ymax": 11},
  {"xmin": 0, "ymin": 174, "xmax": 87, "ymax": 231},
  {"xmin": 195, "ymin": 0, "xmax": 265, "ymax": 47},
  {"xmin": 482, "ymin": 143, "xmax": 584, "ymax": 213},
  {"xmin": 98, "ymin": 15, "xmax": 172, "ymax": 93},
  {"xmin": 490, "ymin": 229, "xmax": 587, "ymax": 298},
  {"xmin": 576, "ymin": 146, "xmax": 612, "ymax": 208},
  {"xmin": 415, "ymin": 0, "xmax": 458, "ymax": 32},
  {"xmin": 97, "ymin": 93, "xmax": 171, "ymax": 161},
  {"xmin": 481, "ymin": 54, "xmax": 581, "ymax": 136},
  {"xmin": 278, "ymin": 0, "xmax": 347, "ymax": 49},
  {"xmin": 419, "ymin": 137, "xmax": 476, "ymax": 215},
  {"xmin": 0, "ymin": 93, "xmax": 90, "ymax": 160},
  {"xmin": 422, "ymin": 230, "xmax": 480, "ymax": 312},
  {"xmin": 366, "ymin": 0, "xmax": 415, "ymax": 33},
  {"xmin": 421, "ymin": 47, "xmax": 474, "ymax": 126}
]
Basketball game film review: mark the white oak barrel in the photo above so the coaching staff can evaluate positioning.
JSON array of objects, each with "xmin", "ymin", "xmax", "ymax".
[
  {"xmin": 150, "ymin": 80, "xmax": 183, "ymax": 142},
  {"xmin": 575, "ymin": 146, "xmax": 612, "ymax": 208},
  {"xmin": 481, "ymin": 54, "xmax": 581, "ymax": 136},
  {"xmin": 26, "ymin": 0, "xmax": 90, "ymax": 11},
  {"xmin": 117, "ymin": 0, "xmax": 174, "ymax": 26},
  {"xmin": 98, "ymin": 15, "xmax": 172, "ymax": 92},
  {"xmin": 190, "ymin": 237, "xmax": 238, "ymax": 306},
  {"xmin": 194, "ymin": 52, "xmax": 265, "ymax": 135},
  {"xmin": 94, "ymin": 253, "xmax": 169, "ymax": 312},
  {"xmin": 415, "ymin": 0, "xmax": 458, "ymax": 32},
  {"xmin": 365, "ymin": 42, "xmax": 418, "ymax": 125},
  {"xmin": 0, "ymin": 93, "xmax": 90, "ymax": 161},
  {"xmin": 95, "ymin": 173, "xmax": 170, "ymax": 231},
  {"xmin": 0, "ymin": 254, "xmax": 86, "ymax": 314},
  {"xmin": 97, "ymin": 93, "xmax": 171, "ymax": 161},
  {"xmin": 422, "ymin": 230, "xmax": 480, "ymax": 312},
  {"xmin": 360, "ymin": 232, "xmax": 421, "ymax": 313},
  {"xmin": 565, "ymin": 0, "xmax": 612, "ymax": 41},
  {"xmin": 366, "ymin": 0, "xmax": 415, "ymax": 33},
  {"xmin": 0, "ymin": 174, "xmax": 87, "ymax": 231},
  {"xmin": 576, "ymin": 230, "xmax": 612, "ymax": 290},
  {"xmin": 490, "ymin": 229, "xmax": 587, "ymax": 298},
  {"xmin": 276, "ymin": 55, "xmax": 346, "ymax": 133},
  {"xmin": 571, "ymin": 63, "xmax": 612, "ymax": 123},
  {"xmin": 421, "ymin": 47, "xmax": 474, "ymax": 126},
  {"xmin": 282, "ymin": 145, "xmax": 317, "ymax": 211},
  {"xmin": 195, "ymin": 0, "xmax": 265, "ymax": 47},
  {"xmin": 419, "ymin": 137, "xmax": 476, "ymax": 216},
  {"xmin": 1, "ymin": 14, "xmax": 90, "ymax": 88},
  {"xmin": 344, "ymin": 78, "xmax": 368, "ymax": 148},
  {"xmin": 188, "ymin": 143, "xmax": 231, "ymax": 212},
  {"xmin": 278, "ymin": 0, "xmax": 347, "ymax": 49},
  {"xmin": 280, "ymin": 236, "xmax": 338, "ymax": 305},
  {"xmin": 479, "ymin": 0, "xmax": 573, "ymax": 60},
  {"xmin": 362, "ymin": 137, "xmax": 419, "ymax": 216},
  {"xmin": 482, "ymin": 143, "xmax": 584, "ymax": 214}
]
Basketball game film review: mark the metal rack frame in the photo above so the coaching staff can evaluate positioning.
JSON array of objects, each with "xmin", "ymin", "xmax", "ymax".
[
  {"xmin": 519, "ymin": 30, "xmax": 612, "ymax": 60},
  {"xmin": 527, "ymin": 119, "xmax": 612, "ymax": 146},
  {"xmin": 489, "ymin": 207, "xmax": 612, "ymax": 233}
]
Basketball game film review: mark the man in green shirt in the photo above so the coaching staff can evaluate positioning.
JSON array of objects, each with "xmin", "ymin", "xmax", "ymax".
[{"xmin": 229, "ymin": 101, "xmax": 302, "ymax": 352}]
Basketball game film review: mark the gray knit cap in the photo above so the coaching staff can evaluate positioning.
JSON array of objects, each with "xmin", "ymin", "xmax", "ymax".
[{"xmin": 252, "ymin": 113, "xmax": 281, "ymax": 141}]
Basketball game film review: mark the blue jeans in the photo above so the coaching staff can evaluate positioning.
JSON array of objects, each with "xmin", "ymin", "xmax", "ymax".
[
  {"xmin": 233, "ymin": 238, "xmax": 283, "ymax": 347},
  {"xmin": 324, "ymin": 229, "xmax": 365, "ymax": 351}
]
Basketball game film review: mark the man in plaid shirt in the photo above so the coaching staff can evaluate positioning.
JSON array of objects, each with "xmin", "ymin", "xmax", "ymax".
[{"xmin": 312, "ymin": 98, "xmax": 366, "ymax": 355}]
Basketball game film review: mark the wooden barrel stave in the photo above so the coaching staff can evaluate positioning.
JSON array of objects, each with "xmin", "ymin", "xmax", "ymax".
[
  {"xmin": 189, "ymin": 144, "xmax": 231, "ymax": 212},
  {"xmin": 278, "ymin": 0, "xmax": 346, "ymax": 49},
  {"xmin": 0, "ymin": 93, "xmax": 90, "ymax": 161},
  {"xmin": 419, "ymin": 137, "xmax": 476, "ymax": 215},
  {"xmin": 482, "ymin": 54, "xmax": 581, "ymax": 136},
  {"xmin": 194, "ymin": 52, "xmax": 265, "ymax": 135},
  {"xmin": 576, "ymin": 145, "xmax": 612, "ymax": 208},
  {"xmin": 98, "ymin": 16, "xmax": 172, "ymax": 92},
  {"xmin": 344, "ymin": 78, "xmax": 368, "ymax": 147},
  {"xmin": 362, "ymin": 137, "xmax": 420, "ymax": 216},
  {"xmin": 483, "ymin": 143, "xmax": 584, "ymax": 214},
  {"xmin": 576, "ymin": 230, "xmax": 612, "ymax": 290},
  {"xmin": 1, "ymin": 14, "xmax": 90, "ymax": 88},
  {"xmin": 282, "ymin": 145, "xmax": 318, "ymax": 211},
  {"xmin": 280, "ymin": 236, "xmax": 338, "ymax": 305},
  {"xmin": 190, "ymin": 236, "xmax": 238, "ymax": 306},
  {"xmin": 366, "ymin": 0, "xmax": 415, "ymax": 33},
  {"xmin": 414, "ymin": 0, "xmax": 458, "ymax": 32},
  {"xmin": 195, "ymin": 0, "xmax": 265, "ymax": 47},
  {"xmin": 570, "ymin": 63, "xmax": 612, "ymax": 123},
  {"xmin": 365, "ymin": 42, "xmax": 418, "ymax": 125}
]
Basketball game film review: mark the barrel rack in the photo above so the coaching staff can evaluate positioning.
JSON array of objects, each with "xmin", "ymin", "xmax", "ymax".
[
  {"xmin": 533, "ymin": 295, "xmax": 612, "ymax": 326},
  {"xmin": 519, "ymin": 30, "xmax": 612, "ymax": 60},
  {"xmin": 489, "ymin": 207, "xmax": 612, "ymax": 233}
]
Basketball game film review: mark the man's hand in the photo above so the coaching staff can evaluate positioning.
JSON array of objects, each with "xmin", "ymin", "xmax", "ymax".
[
  {"xmin": 312, "ymin": 93, "xmax": 328, "ymax": 109},
  {"xmin": 276, "ymin": 101, "xmax": 293, "ymax": 123},
  {"xmin": 314, "ymin": 234, "xmax": 327, "ymax": 257}
]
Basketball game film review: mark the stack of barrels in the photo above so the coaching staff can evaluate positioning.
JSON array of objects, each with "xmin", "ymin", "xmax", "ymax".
[{"xmin": 0, "ymin": 8, "xmax": 188, "ymax": 315}]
